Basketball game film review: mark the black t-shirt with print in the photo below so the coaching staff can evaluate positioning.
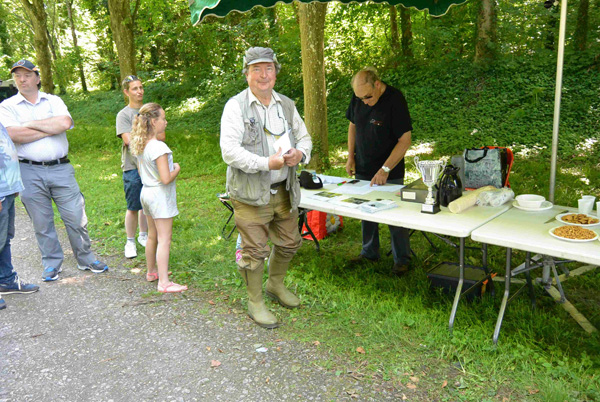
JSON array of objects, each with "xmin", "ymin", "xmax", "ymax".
[{"xmin": 346, "ymin": 84, "xmax": 413, "ymax": 180}]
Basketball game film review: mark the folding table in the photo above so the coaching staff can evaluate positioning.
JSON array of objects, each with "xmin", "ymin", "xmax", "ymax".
[
  {"xmin": 471, "ymin": 205, "xmax": 600, "ymax": 343},
  {"xmin": 300, "ymin": 182, "xmax": 511, "ymax": 331}
]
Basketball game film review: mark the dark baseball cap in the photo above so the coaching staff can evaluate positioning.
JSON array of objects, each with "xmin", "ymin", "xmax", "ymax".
[{"xmin": 10, "ymin": 60, "xmax": 39, "ymax": 74}]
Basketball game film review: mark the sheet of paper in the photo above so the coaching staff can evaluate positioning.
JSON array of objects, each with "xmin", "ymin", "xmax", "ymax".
[
  {"xmin": 359, "ymin": 199, "xmax": 398, "ymax": 214},
  {"xmin": 317, "ymin": 175, "xmax": 349, "ymax": 185},
  {"xmin": 335, "ymin": 181, "xmax": 372, "ymax": 195},
  {"xmin": 330, "ymin": 197, "xmax": 371, "ymax": 209},
  {"xmin": 273, "ymin": 132, "xmax": 292, "ymax": 155},
  {"xmin": 371, "ymin": 184, "xmax": 405, "ymax": 193},
  {"xmin": 307, "ymin": 191, "xmax": 344, "ymax": 201}
]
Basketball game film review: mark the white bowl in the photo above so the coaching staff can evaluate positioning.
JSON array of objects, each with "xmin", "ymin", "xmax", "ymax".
[{"xmin": 516, "ymin": 194, "xmax": 545, "ymax": 209}]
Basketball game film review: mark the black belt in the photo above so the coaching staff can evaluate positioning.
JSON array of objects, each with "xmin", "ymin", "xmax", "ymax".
[
  {"xmin": 19, "ymin": 157, "xmax": 70, "ymax": 166},
  {"xmin": 270, "ymin": 181, "xmax": 285, "ymax": 190}
]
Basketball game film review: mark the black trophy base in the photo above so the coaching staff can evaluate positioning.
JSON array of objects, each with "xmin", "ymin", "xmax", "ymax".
[{"xmin": 421, "ymin": 202, "xmax": 441, "ymax": 214}]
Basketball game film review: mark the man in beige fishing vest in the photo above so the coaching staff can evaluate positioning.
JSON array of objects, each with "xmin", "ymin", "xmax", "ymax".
[{"xmin": 220, "ymin": 47, "xmax": 312, "ymax": 328}]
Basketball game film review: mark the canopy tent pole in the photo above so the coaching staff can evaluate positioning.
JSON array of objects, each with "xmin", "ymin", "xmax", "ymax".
[{"xmin": 549, "ymin": 0, "xmax": 568, "ymax": 203}]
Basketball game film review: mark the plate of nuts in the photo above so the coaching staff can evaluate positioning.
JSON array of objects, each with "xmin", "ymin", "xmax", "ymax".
[
  {"xmin": 549, "ymin": 225, "xmax": 599, "ymax": 242},
  {"xmin": 555, "ymin": 213, "xmax": 600, "ymax": 227}
]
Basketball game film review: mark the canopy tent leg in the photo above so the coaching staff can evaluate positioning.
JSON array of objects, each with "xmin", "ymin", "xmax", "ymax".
[{"xmin": 549, "ymin": 0, "xmax": 569, "ymax": 203}]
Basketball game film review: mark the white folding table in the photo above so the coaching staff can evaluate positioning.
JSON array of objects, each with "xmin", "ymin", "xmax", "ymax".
[
  {"xmin": 471, "ymin": 205, "xmax": 600, "ymax": 343},
  {"xmin": 300, "ymin": 182, "xmax": 511, "ymax": 331}
]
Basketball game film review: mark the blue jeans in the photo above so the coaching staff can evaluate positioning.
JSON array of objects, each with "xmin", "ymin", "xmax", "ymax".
[
  {"xmin": 0, "ymin": 194, "xmax": 17, "ymax": 285},
  {"xmin": 356, "ymin": 175, "xmax": 411, "ymax": 265},
  {"xmin": 123, "ymin": 169, "xmax": 143, "ymax": 211}
]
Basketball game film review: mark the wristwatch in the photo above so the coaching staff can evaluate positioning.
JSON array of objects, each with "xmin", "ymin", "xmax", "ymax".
[{"xmin": 381, "ymin": 166, "xmax": 391, "ymax": 173}]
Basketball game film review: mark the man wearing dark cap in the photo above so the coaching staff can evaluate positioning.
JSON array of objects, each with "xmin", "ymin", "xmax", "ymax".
[
  {"xmin": 345, "ymin": 67, "xmax": 413, "ymax": 276},
  {"xmin": 0, "ymin": 60, "xmax": 109, "ymax": 282},
  {"xmin": 220, "ymin": 47, "xmax": 312, "ymax": 328}
]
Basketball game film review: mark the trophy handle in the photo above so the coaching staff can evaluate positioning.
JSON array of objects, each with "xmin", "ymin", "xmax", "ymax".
[{"xmin": 414, "ymin": 156, "xmax": 420, "ymax": 167}]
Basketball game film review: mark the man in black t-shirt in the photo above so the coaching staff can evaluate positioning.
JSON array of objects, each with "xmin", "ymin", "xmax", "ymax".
[{"xmin": 345, "ymin": 67, "xmax": 412, "ymax": 276}]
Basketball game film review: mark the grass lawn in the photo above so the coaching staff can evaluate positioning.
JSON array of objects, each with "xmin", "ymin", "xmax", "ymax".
[{"xmin": 61, "ymin": 88, "xmax": 600, "ymax": 402}]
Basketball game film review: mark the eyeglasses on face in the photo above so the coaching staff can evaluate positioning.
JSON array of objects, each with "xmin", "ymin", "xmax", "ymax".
[{"xmin": 358, "ymin": 94, "xmax": 373, "ymax": 101}]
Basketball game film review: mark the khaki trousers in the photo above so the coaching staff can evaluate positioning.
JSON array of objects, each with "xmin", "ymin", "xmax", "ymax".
[{"xmin": 232, "ymin": 188, "xmax": 301, "ymax": 272}]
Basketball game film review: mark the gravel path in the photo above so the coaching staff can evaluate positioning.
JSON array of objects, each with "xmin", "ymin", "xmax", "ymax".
[{"xmin": 0, "ymin": 206, "xmax": 406, "ymax": 401}]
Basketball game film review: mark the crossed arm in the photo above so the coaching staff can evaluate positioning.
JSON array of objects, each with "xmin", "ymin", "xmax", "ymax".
[{"xmin": 7, "ymin": 115, "xmax": 73, "ymax": 144}]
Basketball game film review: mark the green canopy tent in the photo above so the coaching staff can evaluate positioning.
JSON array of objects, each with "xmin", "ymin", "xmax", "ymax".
[
  {"xmin": 189, "ymin": 0, "xmax": 466, "ymax": 24},
  {"xmin": 189, "ymin": 0, "xmax": 570, "ymax": 203}
]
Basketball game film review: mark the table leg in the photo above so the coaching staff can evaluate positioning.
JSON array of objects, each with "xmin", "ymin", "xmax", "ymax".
[
  {"xmin": 524, "ymin": 252, "xmax": 536, "ymax": 308},
  {"xmin": 449, "ymin": 237, "xmax": 465, "ymax": 333},
  {"xmin": 493, "ymin": 247, "xmax": 512, "ymax": 344},
  {"xmin": 550, "ymin": 262, "xmax": 567, "ymax": 303},
  {"xmin": 298, "ymin": 209, "xmax": 320, "ymax": 252}
]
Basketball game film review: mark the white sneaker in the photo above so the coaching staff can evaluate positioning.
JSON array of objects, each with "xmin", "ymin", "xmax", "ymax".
[
  {"xmin": 124, "ymin": 241, "xmax": 137, "ymax": 258},
  {"xmin": 137, "ymin": 234, "xmax": 148, "ymax": 247}
]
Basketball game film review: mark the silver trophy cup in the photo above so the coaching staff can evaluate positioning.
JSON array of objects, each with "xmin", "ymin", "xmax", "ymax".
[{"xmin": 414, "ymin": 157, "xmax": 446, "ymax": 214}]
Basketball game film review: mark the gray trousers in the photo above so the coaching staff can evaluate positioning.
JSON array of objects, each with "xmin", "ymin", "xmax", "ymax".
[{"xmin": 20, "ymin": 163, "xmax": 96, "ymax": 270}]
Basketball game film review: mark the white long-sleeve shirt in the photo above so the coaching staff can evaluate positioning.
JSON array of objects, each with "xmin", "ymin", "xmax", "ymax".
[{"xmin": 220, "ymin": 88, "xmax": 312, "ymax": 184}]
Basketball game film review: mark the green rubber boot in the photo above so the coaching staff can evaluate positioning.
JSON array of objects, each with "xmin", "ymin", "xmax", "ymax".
[
  {"xmin": 239, "ymin": 268, "xmax": 280, "ymax": 329},
  {"xmin": 265, "ymin": 249, "xmax": 301, "ymax": 309}
]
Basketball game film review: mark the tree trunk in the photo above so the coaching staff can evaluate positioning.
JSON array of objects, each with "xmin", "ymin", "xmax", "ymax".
[
  {"xmin": 474, "ymin": 0, "xmax": 497, "ymax": 65},
  {"xmin": 44, "ymin": 0, "xmax": 68, "ymax": 94},
  {"xmin": 106, "ymin": 29, "xmax": 119, "ymax": 90},
  {"xmin": 66, "ymin": 0, "xmax": 88, "ymax": 92},
  {"xmin": 46, "ymin": 28, "xmax": 67, "ymax": 94},
  {"xmin": 297, "ymin": 1, "xmax": 328, "ymax": 171},
  {"xmin": 390, "ymin": 6, "xmax": 400, "ymax": 53},
  {"xmin": 545, "ymin": 6, "xmax": 558, "ymax": 51},
  {"xmin": 423, "ymin": 11, "xmax": 433, "ymax": 59},
  {"xmin": 19, "ymin": 0, "xmax": 55, "ymax": 93},
  {"xmin": 400, "ymin": 7, "xmax": 413, "ymax": 58},
  {"xmin": 108, "ymin": 0, "xmax": 137, "ymax": 83},
  {"xmin": 574, "ymin": 0, "xmax": 589, "ymax": 51}
]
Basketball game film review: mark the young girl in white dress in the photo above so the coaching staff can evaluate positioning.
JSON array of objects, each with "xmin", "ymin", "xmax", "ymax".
[{"xmin": 129, "ymin": 103, "xmax": 187, "ymax": 293}]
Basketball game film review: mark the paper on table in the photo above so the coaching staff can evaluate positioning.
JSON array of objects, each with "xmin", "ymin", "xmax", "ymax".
[
  {"xmin": 371, "ymin": 184, "xmax": 405, "ymax": 193},
  {"xmin": 317, "ymin": 175, "xmax": 348, "ymax": 185},
  {"xmin": 307, "ymin": 191, "xmax": 344, "ymax": 201},
  {"xmin": 336, "ymin": 181, "xmax": 372, "ymax": 195},
  {"xmin": 330, "ymin": 197, "xmax": 371, "ymax": 209},
  {"xmin": 359, "ymin": 199, "xmax": 398, "ymax": 213},
  {"xmin": 273, "ymin": 132, "xmax": 292, "ymax": 155}
]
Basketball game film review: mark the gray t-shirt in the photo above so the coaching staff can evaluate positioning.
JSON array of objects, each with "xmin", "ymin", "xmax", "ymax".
[{"xmin": 116, "ymin": 105, "xmax": 139, "ymax": 171}]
